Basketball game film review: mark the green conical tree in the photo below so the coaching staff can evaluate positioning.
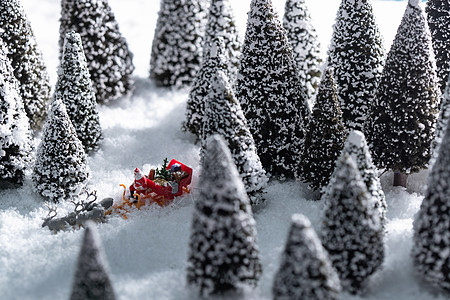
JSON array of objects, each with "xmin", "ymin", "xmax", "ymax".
[
  {"xmin": 33, "ymin": 100, "xmax": 90, "ymax": 203},
  {"xmin": 365, "ymin": 0, "xmax": 440, "ymax": 187},
  {"xmin": 327, "ymin": 0, "xmax": 385, "ymax": 131},
  {"xmin": 59, "ymin": 0, "xmax": 135, "ymax": 104},
  {"xmin": 150, "ymin": 0, "xmax": 208, "ymax": 88},
  {"xmin": 235, "ymin": 0, "xmax": 310, "ymax": 179},
  {"xmin": 321, "ymin": 154, "xmax": 384, "ymax": 294},
  {"xmin": 0, "ymin": 38, "xmax": 33, "ymax": 188},
  {"xmin": 0, "ymin": 0, "xmax": 51, "ymax": 132},
  {"xmin": 55, "ymin": 31, "xmax": 102, "ymax": 153},
  {"xmin": 272, "ymin": 214, "xmax": 341, "ymax": 300},
  {"xmin": 432, "ymin": 74, "xmax": 450, "ymax": 162},
  {"xmin": 426, "ymin": 0, "xmax": 450, "ymax": 94},
  {"xmin": 283, "ymin": 0, "xmax": 322, "ymax": 105},
  {"xmin": 187, "ymin": 135, "xmax": 261, "ymax": 297},
  {"xmin": 298, "ymin": 68, "xmax": 346, "ymax": 191}
]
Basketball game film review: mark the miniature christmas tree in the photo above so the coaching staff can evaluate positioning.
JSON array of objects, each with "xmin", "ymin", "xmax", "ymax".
[
  {"xmin": 235, "ymin": 0, "xmax": 310, "ymax": 179},
  {"xmin": 33, "ymin": 99, "xmax": 90, "ymax": 203},
  {"xmin": 283, "ymin": 0, "xmax": 322, "ymax": 105},
  {"xmin": 204, "ymin": 0, "xmax": 241, "ymax": 83},
  {"xmin": 321, "ymin": 154, "xmax": 384, "ymax": 294},
  {"xmin": 54, "ymin": 31, "xmax": 102, "ymax": 153},
  {"xmin": 272, "ymin": 214, "xmax": 341, "ymax": 300},
  {"xmin": 187, "ymin": 135, "xmax": 261, "ymax": 297},
  {"xmin": 150, "ymin": 0, "xmax": 208, "ymax": 88},
  {"xmin": 202, "ymin": 68, "xmax": 268, "ymax": 208},
  {"xmin": 412, "ymin": 114, "xmax": 450, "ymax": 292},
  {"xmin": 298, "ymin": 68, "xmax": 346, "ymax": 191},
  {"xmin": 183, "ymin": 37, "xmax": 228, "ymax": 140},
  {"xmin": 154, "ymin": 157, "xmax": 172, "ymax": 181},
  {"xmin": 0, "ymin": 0, "xmax": 51, "ymax": 132},
  {"xmin": 432, "ymin": 74, "xmax": 450, "ymax": 161},
  {"xmin": 426, "ymin": 0, "xmax": 450, "ymax": 94},
  {"xmin": 365, "ymin": 0, "xmax": 440, "ymax": 187},
  {"xmin": 59, "ymin": 0, "xmax": 135, "ymax": 104},
  {"xmin": 70, "ymin": 221, "xmax": 116, "ymax": 300},
  {"xmin": 327, "ymin": 0, "xmax": 385, "ymax": 131},
  {"xmin": 331, "ymin": 130, "xmax": 387, "ymax": 228},
  {"xmin": 0, "ymin": 39, "xmax": 33, "ymax": 188}
]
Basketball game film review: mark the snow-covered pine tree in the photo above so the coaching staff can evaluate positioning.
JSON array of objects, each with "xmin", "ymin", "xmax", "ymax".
[
  {"xmin": 0, "ymin": 38, "xmax": 33, "ymax": 188},
  {"xmin": 283, "ymin": 0, "xmax": 322, "ymax": 105},
  {"xmin": 204, "ymin": 0, "xmax": 241, "ymax": 83},
  {"xmin": 412, "ymin": 113, "xmax": 450, "ymax": 292},
  {"xmin": 338, "ymin": 130, "xmax": 387, "ymax": 228},
  {"xmin": 432, "ymin": 74, "xmax": 450, "ymax": 160},
  {"xmin": 202, "ymin": 68, "xmax": 268, "ymax": 208},
  {"xmin": 426, "ymin": 0, "xmax": 450, "ymax": 94},
  {"xmin": 321, "ymin": 154, "xmax": 384, "ymax": 294},
  {"xmin": 55, "ymin": 31, "xmax": 102, "ymax": 153},
  {"xmin": 235, "ymin": 0, "xmax": 310, "ymax": 179},
  {"xmin": 33, "ymin": 99, "xmax": 90, "ymax": 203},
  {"xmin": 327, "ymin": 0, "xmax": 385, "ymax": 131},
  {"xmin": 298, "ymin": 68, "xmax": 346, "ymax": 191},
  {"xmin": 183, "ymin": 37, "xmax": 228, "ymax": 140},
  {"xmin": 187, "ymin": 135, "xmax": 261, "ymax": 296},
  {"xmin": 70, "ymin": 221, "xmax": 115, "ymax": 300},
  {"xmin": 272, "ymin": 214, "xmax": 341, "ymax": 300},
  {"xmin": 0, "ymin": 0, "xmax": 51, "ymax": 132},
  {"xmin": 59, "ymin": 0, "xmax": 134, "ymax": 104},
  {"xmin": 365, "ymin": 0, "xmax": 440, "ymax": 187},
  {"xmin": 150, "ymin": 0, "xmax": 208, "ymax": 88}
]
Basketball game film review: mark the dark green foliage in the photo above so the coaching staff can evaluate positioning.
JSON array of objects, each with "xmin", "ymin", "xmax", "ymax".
[
  {"xmin": 298, "ymin": 68, "xmax": 346, "ymax": 191},
  {"xmin": 283, "ymin": 0, "xmax": 322, "ymax": 104},
  {"xmin": 183, "ymin": 37, "xmax": 228, "ymax": 140},
  {"xmin": 202, "ymin": 66, "xmax": 268, "ymax": 208},
  {"xmin": 187, "ymin": 135, "xmax": 261, "ymax": 296},
  {"xmin": 321, "ymin": 154, "xmax": 384, "ymax": 294},
  {"xmin": 426, "ymin": 0, "xmax": 450, "ymax": 93},
  {"xmin": 365, "ymin": 0, "xmax": 440, "ymax": 174},
  {"xmin": 413, "ymin": 108, "xmax": 450, "ymax": 292},
  {"xmin": 272, "ymin": 214, "xmax": 341, "ymax": 300},
  {"xmin": 0, "ymin": 39, "xmax": 33, "ymax": 188},
  {"xmin": 54, "ymin": 31, "xmax": 102, "ymax": 153},
  {"xmin": 432, "ymin": 74, "xmax": 450, "ymax": 160},
  {"xmin": 204, "ymin": 0, "xmax": 241, "ymax": 82},
  {"xmin": 33, "ymin": 100, "xmax": 90, "ymax": 203},
  {"xmin": 70, "ymin": 222, "xmax": 116, "ymax": 300},
  {"xmin": 150, "ymin": 0, "xmax": 208, "ymax": 88},
  {"xmin": 155, "ymin": 157, "xmax": 172, "ymax": 181},
  {"xmin": 235, "ymin": 0, "xmax": 310, "ymax": 179},
  {"xmin": 327, "ymin": 0, "xmax": 384, "ymax": 131},
  {"xmin": 0, "ymin": 0, "xmax": 51, "ymax": 132},
  {"xmin": 59, "ymin": 0, "xmax": 135, "ymax": 104}
]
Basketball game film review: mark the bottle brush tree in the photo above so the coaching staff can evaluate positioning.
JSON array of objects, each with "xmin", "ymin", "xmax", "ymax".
[
  {"xmin": 150, "ymin": 0, "xmax": 209, "ymax": 88},
  {"xmin": 432, "ymin": 74, "xmax": 450, "ymax": 163},
  {"xmin": 283, "ymin": 0, "xmax": 322, "ymax": 105},
  {"xmin": 298, "ymin": 68, "xmax": 346, "ymax": 192},
  {"xmin": 59, "ymin": 0, "xmax": 135, "ymax": 104},
  {"xmin": 327, "ymin": 0, "xmax": 385, "ymax": 131},
  {"xmin": 202, "ymin": 68, "xmax": 268, "ymax": 208},
  {"xmin": 365, "ymin": 0, "xmax": 440, "ymax": 187},
  {"xmin": 321, "ymin": 154, "xmax": 384, "ymax": 294},
  {"xmin": 235, "ymin": 0, "xmax": 310, "ymax": 179},
  {"xmin": 272, "ymin": 214, "xmax": 341, "ymax": 300},
  {"xmin": 204, "ymin": 0, "xmax": 241, "ymax": 83},
  {"xmin": 0, "ymin": 39, "xmax": 33, "ymax": 189},
  {"xmin": 0, "ymin": 0, "xmax": 51, "ymax": 132},
  {"xmin": 186, "ymin": 134, "xmax": 262, "ymax": 297},
  {"xmin": 70, "ymin": 221, "xmax": 116, "ymax": 300},
  {"xmin": 183, "ymin": 37, "xmax": 228, "ymax": 140},
  {"xmin": 33, "ymin": 99, "xmax": 90, "ymax": 203},
  {"xmin": 412, "ymin": 114, "xmax": 450, "ymax": 292},
  {"xmin": 426, "ymin": 0, "xmax": 450, "ymax": 94},
  {"xmin": 55, "ymin": 31, "xmax": 102, "ymax": 153}
]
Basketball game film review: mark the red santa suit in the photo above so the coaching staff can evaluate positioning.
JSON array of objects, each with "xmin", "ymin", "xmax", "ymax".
[{"xmin": 129, "ymin": 168, "xmax": 153, "ymax": 196}]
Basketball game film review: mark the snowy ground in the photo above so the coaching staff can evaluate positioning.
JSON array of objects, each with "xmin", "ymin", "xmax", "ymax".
[{"xmin": 1, "ymin": 0, "xmax": 448, "ymax": 299}]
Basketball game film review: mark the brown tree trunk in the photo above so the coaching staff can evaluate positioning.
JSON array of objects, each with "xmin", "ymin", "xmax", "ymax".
[{"xmin": 393, "ymin": 171, "xmax": 408, "ymax": 188}]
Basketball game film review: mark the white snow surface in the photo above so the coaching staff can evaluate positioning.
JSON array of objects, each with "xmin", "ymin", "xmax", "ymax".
[{"xmin": 1, "ymin": 0, "xmax": 447, "ymax": 299}]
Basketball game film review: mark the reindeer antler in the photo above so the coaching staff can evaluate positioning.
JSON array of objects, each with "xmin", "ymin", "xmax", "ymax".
[{"xmin": 44, "ymin": 203, "xmax": 58, "ymax": 219}]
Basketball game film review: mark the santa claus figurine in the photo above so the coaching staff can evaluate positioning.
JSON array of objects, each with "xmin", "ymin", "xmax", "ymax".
[{"xmin": 129, "ymin": 168, "xmax": 152, "ymax": 200}]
